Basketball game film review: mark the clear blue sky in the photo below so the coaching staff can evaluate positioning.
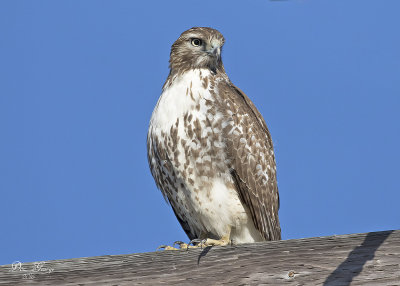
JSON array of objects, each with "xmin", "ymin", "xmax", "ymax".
[{"xmin": 1, "ymin": 1, "xmax": 399, "ymax": 265}]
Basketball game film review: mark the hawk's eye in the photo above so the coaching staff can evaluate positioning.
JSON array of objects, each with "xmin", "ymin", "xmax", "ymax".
[{"xmin": 191, "ymin": 38, "xmax": 202, "ymax": 47}]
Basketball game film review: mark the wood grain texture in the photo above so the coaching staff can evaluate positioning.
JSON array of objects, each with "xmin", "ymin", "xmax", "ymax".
[{"xmin": 1, "ymin": 230, "xmax": 399, "ymax": 285}]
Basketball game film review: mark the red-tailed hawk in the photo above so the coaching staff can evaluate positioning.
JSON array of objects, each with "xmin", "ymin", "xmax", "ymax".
[{"xmin": 147, "ymin": 27, "xmax": 281, "ymax": 249}]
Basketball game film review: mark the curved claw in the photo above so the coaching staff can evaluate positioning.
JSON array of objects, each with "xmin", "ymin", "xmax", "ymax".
[
  {"xmin": 173, "ymin": 241, "xmax": 185, "ymax": 247},
  {"xmin": 187, "ymin": 238, "xmax": 207, "ymax": 249},
  {"xmin": 156, "ymin": 245, "xmax": 168, "ymax": 251},
  {"xmin": 173, "ymin": 241, "xmax": 187, "ymax": 248}
]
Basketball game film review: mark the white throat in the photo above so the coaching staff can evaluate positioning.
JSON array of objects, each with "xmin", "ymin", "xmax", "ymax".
[{"xmin": 150, "ymin": 69, "xmax": 212, "ymax": 131}]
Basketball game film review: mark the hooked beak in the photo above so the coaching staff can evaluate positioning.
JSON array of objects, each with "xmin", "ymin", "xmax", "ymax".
[{"xmin": 206, "ymin": 46, "xmax": 221, "ymax": 58}]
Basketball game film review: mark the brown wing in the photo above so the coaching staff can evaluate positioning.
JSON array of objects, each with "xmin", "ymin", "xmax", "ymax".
[{"xmin": 219, "ymin": 81, "xmax": 281, "ymax": 240}]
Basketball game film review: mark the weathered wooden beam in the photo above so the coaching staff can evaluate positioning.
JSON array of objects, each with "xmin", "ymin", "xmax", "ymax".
[{"xmin": 1, "ymin": 230, "xmax": 399, "ymax": 285}]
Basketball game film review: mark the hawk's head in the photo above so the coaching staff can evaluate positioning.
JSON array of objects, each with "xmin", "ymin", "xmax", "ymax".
[{"xmin": 169, "ymin": 27, "xmax": 225, "ymax": 74}]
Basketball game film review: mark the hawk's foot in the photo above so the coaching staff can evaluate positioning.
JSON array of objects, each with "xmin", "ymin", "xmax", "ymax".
[
  {"xmin": 156, "ymin": 241, "xmax": 198, "ymax": 251},
  {"xmin": 187, "ymin": 236, "xmax": 231, "ymax": 249},
  {"xmin": 156, "ymin": 245, "xmax": 179, "ymax": 250}
]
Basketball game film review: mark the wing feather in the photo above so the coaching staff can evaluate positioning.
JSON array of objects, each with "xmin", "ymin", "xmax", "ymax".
[{"xmin": 219, "ymin": 81, "xmax": 281, "ymax": 240}]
